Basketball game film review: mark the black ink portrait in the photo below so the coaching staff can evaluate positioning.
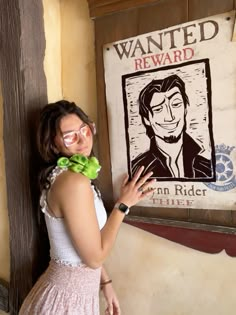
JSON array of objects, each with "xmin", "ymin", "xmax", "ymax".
[{"xmin": 123, "ymin": 60, "xmax": 215, "ymax": 181}]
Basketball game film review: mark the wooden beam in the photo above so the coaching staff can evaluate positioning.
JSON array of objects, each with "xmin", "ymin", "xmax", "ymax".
[
  {"xmin": 0, "ymin": 279, "xmax": 9, "ymax": 313},
  {"xmin": 87, "ymin": 0, "xmax": 162, "ymax": 18},
  {"xmin": 0, "ymin": 0, "xmax": 48, "ymax": 313},
  {"xmin": 125, "ymin": 216, "xmax": 236, "ymax": 256}
]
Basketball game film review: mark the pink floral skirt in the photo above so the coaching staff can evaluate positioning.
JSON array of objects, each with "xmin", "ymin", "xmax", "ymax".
[{"xmin": 19, "ymin": 260, "xmax": 101, "ymax": 315}]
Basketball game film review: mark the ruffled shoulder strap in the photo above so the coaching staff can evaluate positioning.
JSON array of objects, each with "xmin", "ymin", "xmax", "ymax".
[
  {"xmin": 40, "ymin": 166, "xmax": 67, "ymax": 219},
  {"xmin": 47, "ymin": 166, "xmax": 68, "ymax": 185}
]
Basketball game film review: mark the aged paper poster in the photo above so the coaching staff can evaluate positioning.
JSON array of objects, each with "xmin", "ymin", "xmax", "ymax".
[{"xmin": 103, "ymin": 11, "xmax": 236, "ymax": 210}]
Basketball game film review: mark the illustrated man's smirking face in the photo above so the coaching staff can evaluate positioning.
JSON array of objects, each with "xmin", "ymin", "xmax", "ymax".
[{"xmin": 145, "ymin": 87, "xmax": 187, "ymax": 143}]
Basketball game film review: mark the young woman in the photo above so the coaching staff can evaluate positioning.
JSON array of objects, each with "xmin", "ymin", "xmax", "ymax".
[{"xmin": 19, "ymin": 100, "xmax": 155, "ymax": 315}]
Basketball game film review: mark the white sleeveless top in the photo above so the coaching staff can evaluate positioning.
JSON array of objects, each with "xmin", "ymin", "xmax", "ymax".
[{"xmin": 40, "ymin": 166, "xmax": 107, "ymax": 266}]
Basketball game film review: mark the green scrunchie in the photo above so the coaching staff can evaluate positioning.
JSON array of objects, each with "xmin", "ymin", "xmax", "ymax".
[{"xmin": 57, "ymin": 154, "xmax": 101, "ymax": 180}]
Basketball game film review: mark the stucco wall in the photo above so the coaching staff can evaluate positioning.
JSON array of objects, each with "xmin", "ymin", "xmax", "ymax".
[
  {"xmin": 43, "ymin": 0, "xmax": 62, "ymax": 102},
  {"xmin": 43, "ymin": 0, "xmax": 97, "ymax": 120},
  {"xmin": 0, "ymin": 84, "xmax": 10, "ymax": 315},
  {"xmin": 60, "ymin": 0, "xmax": 97, "ymax": 123},
  {"xmin": 100, "ymin": 224, "xmax": 236, "ymax": 315}
]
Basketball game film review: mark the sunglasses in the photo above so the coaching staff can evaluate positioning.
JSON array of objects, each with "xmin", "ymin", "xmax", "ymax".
[{"xmin": 62, "ymin": 124, "xmax": 92, "ymax": 147}]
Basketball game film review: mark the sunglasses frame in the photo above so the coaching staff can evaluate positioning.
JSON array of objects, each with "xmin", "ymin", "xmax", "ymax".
[{"xmin": 62, "ymin": 123, "xmax": 93, "ymax": 147}]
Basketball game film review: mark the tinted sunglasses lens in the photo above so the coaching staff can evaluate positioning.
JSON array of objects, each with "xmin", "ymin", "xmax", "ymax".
[
  {"xmin": 63, "ymin": 125, "xmax": 92, "ymax": 147},
  {"xmin": 63, "ymin": 132, "xmax": 78, "ymax": 147},
  {"xmin": 80, "ymin": 125, "xmax": 92, "ymax": 137}
]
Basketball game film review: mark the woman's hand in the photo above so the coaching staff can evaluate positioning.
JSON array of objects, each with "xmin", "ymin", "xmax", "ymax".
[
  {"xmin": 118, "ymin": 166, "xmax": 155, "ymax": 207},
  {"xmin": 102, "ymin": 283, "xmax": 121, "ymax": 315}
]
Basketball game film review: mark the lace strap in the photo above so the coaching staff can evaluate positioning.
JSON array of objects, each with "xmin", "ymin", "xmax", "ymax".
[
  {"xmin": 48, "ymin": 166, "xmax": 68, "ymax": 185},
  {"xmin": 40, "ymin": 166, "xmax": 67, "ymax": 219}
]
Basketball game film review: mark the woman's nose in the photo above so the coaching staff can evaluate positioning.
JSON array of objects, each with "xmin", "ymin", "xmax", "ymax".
[{"xmin": 77, "ymin": 133, "xmax": 86, "ymax": 144}]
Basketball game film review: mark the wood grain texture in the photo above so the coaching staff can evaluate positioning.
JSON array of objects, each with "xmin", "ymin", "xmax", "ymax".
[
  {"xmin": 0, "ymin": 280, "xmax": 9, "ymax": 313},
  {"xmin": 188, "ymin": 0, "xmax": 235, "ymax": 20},
  {"xmin": 88, "ymin": 0, "xmax": 162, "ymax": 18},
  {"xmin": 0, "ymin": 0, "xmax": 48, "ymax": 313},
  {"xmin": 189, "ymin": 209, "xmax": 234, "ymax": 226},
  {"xmin": 125, "ymin": 218, "xmax": 236, "ymax": 256},
  {"xmin": 231, "ymin": 211, "xmax": 236, "ymax": 225},
  {"xmin": 138, "ymin": 0, "xmax": 188, "ymax": 33},
  {"xmin": 130, "ymin": 206, "xmax": 189, "ymax": 221}
]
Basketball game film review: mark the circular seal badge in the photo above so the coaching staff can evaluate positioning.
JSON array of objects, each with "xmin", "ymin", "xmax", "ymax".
[{"xmin": 204, "ymin": 144, "xmax": 236, "ymax": 192}]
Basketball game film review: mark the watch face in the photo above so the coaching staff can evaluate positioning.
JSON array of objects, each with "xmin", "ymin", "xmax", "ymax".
[
  {"xmin": 119, "ymin": 203, "xmax": 129, "ymax": 215},
  {"xmin": 114, "ymin": 202, "xmax": 129, "ymax": 215},
  {"xmin": 119, "ymin": 203, "xmax": 128, "ymax": 212}
]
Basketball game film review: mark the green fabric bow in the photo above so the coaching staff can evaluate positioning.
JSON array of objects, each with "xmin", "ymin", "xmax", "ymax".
[{"xmin": 57, "ymin": 154, "xmax": 101, "ymax": 180}]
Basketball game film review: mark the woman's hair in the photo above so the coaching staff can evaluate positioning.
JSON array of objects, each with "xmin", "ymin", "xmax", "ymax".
[
  {"xmin": 37, "ymin": 100, "xmax": 95, "ymax": 191},
  {"xmin": 35, "ymin": 100, "xmax": 99, "ymax": 278}
]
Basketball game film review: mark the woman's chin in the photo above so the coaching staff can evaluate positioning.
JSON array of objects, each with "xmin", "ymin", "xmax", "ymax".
[{"xmin": 77, "ymin": 149, "xmax": 90, "ymax": 157}]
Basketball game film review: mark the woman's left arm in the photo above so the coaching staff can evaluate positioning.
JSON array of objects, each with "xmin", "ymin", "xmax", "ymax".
[{"xmin": 101, "ymin": 266, "xmax": 121, "ymax": 315}]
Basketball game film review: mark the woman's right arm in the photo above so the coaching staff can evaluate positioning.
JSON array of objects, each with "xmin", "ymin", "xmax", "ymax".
[{"xmin": 55, "ymin": 167, "xmax": 154, "ymax": 269}]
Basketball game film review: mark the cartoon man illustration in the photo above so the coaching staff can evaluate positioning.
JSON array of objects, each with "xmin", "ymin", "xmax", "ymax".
[{"xmin": 131, "ymin": 74, "xmax": 214, "ymax": 180}]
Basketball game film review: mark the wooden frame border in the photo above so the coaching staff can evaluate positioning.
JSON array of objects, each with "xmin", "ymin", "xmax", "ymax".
[
  {"xmin": 126, "ymin": 215, "xmax": 236, "ymax": 234},
  {"xmin": 125, "ymin": 216, "xmax": 236, "ymax": 256}
]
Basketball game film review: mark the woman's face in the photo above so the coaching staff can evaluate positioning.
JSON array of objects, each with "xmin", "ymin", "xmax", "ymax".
[{"xmin": 54, "ymin": 114, "xmax": 93, "ymax": 157}]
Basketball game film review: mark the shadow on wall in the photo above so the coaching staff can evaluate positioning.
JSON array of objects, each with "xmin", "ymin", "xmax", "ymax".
[{"xmin": 100, "ymin": 223, "xmax": 236, "ymax": 315}]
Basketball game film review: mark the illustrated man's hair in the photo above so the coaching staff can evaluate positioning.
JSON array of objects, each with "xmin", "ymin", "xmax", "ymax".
[{"xmin": 138, "ymin": 74, "xmax": 189, "ymax": 137}]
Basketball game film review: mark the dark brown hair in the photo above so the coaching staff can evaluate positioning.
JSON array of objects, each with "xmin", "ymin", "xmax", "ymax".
[
  {"xmin": 37, "ymin": 100, "xmax": 95, "ymax": 191},
  {"xmin": 35, "ymin": 100, "xmax": 99, "ymax": 280}
]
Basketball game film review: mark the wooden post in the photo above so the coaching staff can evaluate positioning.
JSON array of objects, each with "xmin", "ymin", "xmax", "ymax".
[{"xmin": 0, "ymin": 0, "xmax": 48, "ymax": 313}]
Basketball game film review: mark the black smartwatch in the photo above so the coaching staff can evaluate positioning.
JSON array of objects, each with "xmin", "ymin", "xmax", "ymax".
[{"xmin": 114, "ymin": 202, "xmax": 130, "ymax": 215}]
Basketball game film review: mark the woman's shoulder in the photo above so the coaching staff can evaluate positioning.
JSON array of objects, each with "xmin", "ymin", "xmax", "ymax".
[{"xmin": 51, "ymin": 167, "xmax": 91, "ymax": 192}]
